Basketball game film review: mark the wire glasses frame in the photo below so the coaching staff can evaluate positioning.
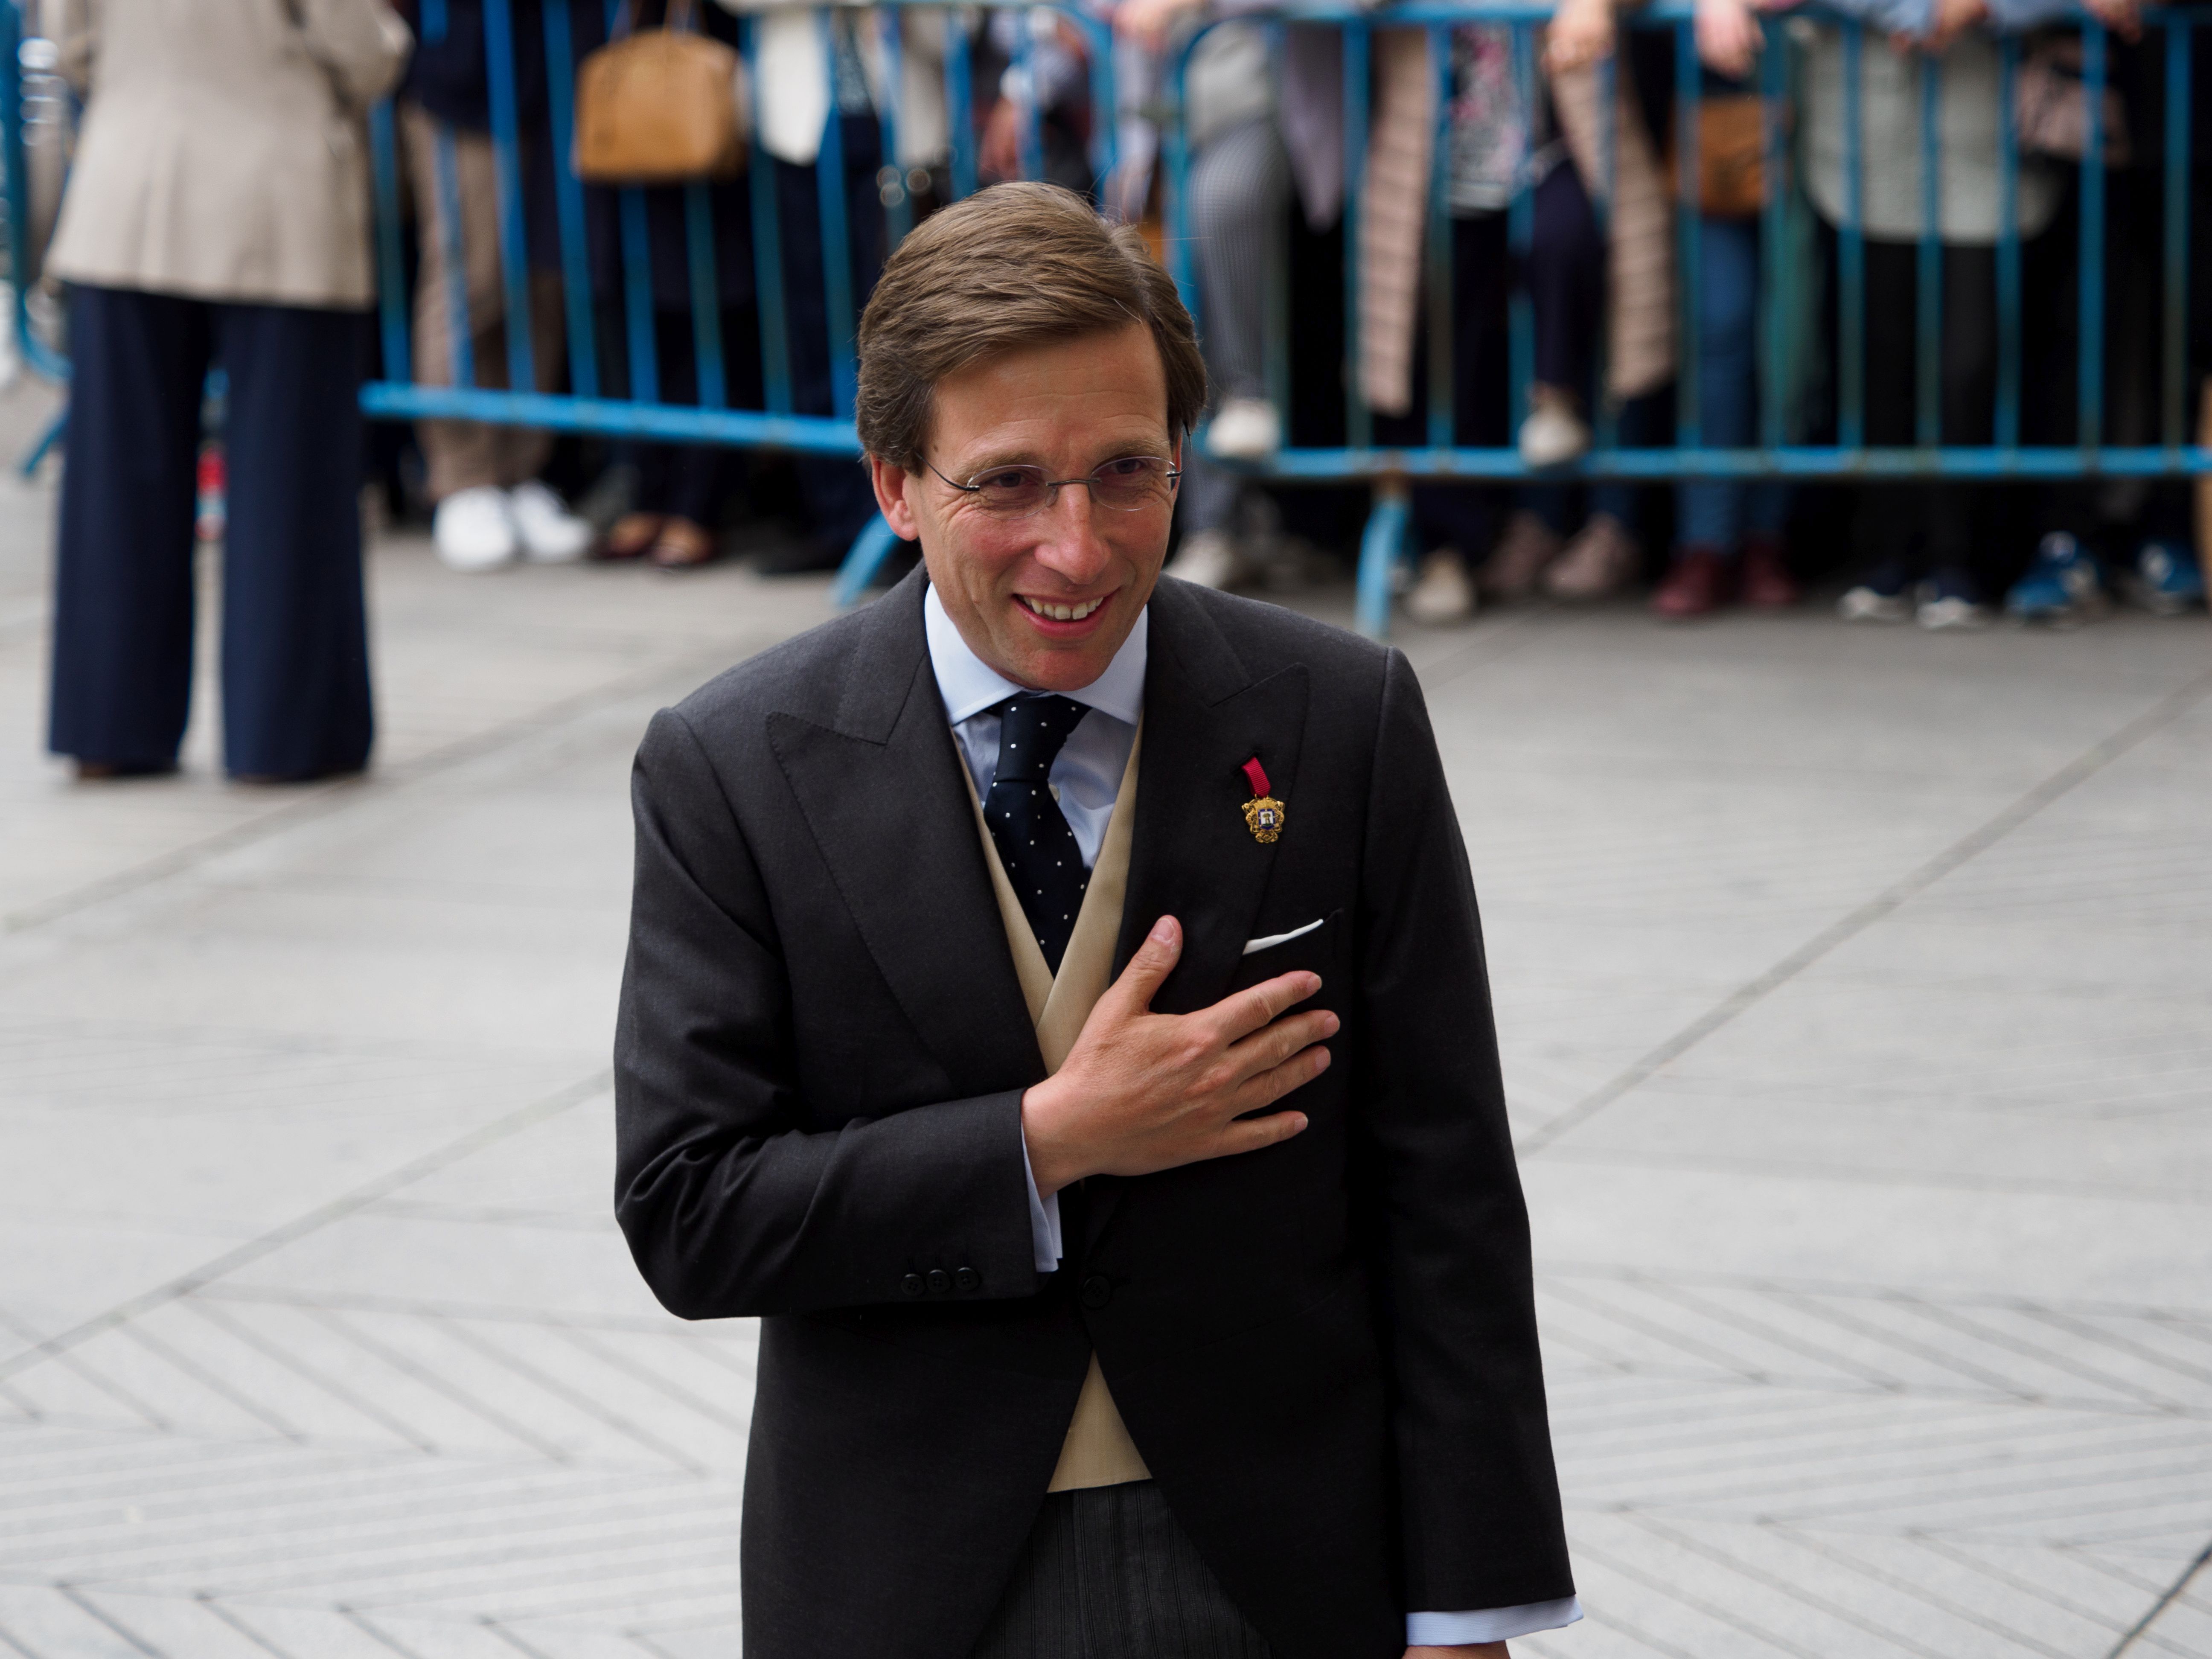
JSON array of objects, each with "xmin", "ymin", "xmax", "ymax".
[{"xmin": 926, "ymin": 455, "xmax": 1182, "ymax": 518}]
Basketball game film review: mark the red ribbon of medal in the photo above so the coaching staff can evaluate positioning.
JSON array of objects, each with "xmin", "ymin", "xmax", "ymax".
[{"xmin": 1239, "ymin": 756, "xmax": 1285, "ymax": 844}]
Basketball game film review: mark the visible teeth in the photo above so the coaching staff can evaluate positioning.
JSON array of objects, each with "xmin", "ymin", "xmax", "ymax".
[{"xmin": 1025, "ymin": 596, "xmax": 1103, "ymax": 622}]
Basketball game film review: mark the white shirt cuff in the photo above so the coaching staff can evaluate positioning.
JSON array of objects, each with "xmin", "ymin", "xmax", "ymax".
[
  {"xmin": 1020, "ymin": 1132, "xmax": 1063, "ymax": 1272},
  {"xmin": 1406, "ymin": 1596, "xmax": 1584, "ymax": 1646}
]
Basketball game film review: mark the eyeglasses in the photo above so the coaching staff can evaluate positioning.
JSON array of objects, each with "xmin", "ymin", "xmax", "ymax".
[{"xmin": 926, "ymin": 455, "xmax": 1180, "ymax": 518}]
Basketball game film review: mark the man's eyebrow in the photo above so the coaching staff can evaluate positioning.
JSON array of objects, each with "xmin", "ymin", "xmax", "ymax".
[{"xmin": 949, "ymin": 435, "xmax": 1173, "ymax": 475}]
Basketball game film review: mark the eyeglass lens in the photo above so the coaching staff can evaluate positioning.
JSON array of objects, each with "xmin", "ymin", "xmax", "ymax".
[{"xmin": 968, "ymin": 457, "xmax": 1176, "ymax": 515}]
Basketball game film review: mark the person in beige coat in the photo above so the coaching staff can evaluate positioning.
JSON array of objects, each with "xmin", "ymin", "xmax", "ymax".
[{"xmin": 44, "ymin": 0, "xmax": 410, "ymax": 781}]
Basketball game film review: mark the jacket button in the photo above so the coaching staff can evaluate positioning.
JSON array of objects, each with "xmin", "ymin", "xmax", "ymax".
[
  {"xmin": 1080, "ymin": 1275, "xmax": 1112, "ymax": 1310},
  {"xmin": 927, "ymin": 1269, "xmax": 952, "ymax": 1295},
  {"xmin": 955, "ymin": 1266, "xmax": 981, "ymax": 1292},
  {"xmin": 900, "ymin": 1273, "xmax": 926, "ymax": 1298}
]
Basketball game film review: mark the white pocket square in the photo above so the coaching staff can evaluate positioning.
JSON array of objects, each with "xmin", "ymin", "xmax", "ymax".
[{"xmin": 1241, "ymin": 918, "xmax": 1325, "ymax": 957}]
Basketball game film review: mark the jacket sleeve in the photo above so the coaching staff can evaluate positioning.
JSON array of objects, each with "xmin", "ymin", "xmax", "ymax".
[
  {"xmin": 613, "ymin": 707, "xmax": 1042, "ymax": 1320},
  {"xmin": 297, "ymin": 0, "xmax": 414, "ymax": 108},
  {"xmin": 1353, "ymin": 649, "xmax": 1576, "ymax": 1613}
]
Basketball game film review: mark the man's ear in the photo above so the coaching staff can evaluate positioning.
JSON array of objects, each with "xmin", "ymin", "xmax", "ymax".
[{"xmin": 869, "ymin": 454, "xmax": 923, "ymax": 543}]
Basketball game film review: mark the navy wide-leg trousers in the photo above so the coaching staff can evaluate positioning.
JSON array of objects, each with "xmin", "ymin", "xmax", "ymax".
[{"xmin": 49, "ymin": 284, "xmax": 374, "ymax": 778}]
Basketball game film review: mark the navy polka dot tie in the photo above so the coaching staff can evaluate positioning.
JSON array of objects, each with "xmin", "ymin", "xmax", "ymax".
[{"xmin": 983, "ymin": 693, "xmax": 1091, "ymax": 974}]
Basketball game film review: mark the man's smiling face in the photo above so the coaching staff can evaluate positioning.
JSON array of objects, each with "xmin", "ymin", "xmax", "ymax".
[{"xmin": 869, "ymin": 323, "xmax": 1176, "ymax": 693}]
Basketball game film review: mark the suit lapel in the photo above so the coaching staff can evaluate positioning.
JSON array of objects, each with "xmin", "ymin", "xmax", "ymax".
[
  {"xmin": 767, "ymin": 571, "xmax": 1045, "ymax": 1094},
  {"xmin": 1092, "ymin": 580, "xmax": 1310, "ymax": 1243}
]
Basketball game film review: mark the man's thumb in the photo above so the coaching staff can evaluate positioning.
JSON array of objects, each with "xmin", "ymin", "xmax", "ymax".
[{"xmin": 1113, "ymin": 915, "xmax": 1182, "ymax": 1010}]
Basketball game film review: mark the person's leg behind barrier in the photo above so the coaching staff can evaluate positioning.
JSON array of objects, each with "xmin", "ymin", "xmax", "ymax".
[
  {"xmin": 1921, "ymin": 243, "xmax": 1997, "ymax": 624},
  {"xmin": 49, "ymin": 285, "xmax": 211, "ymax": 771},
  {"xmin": 1838, "ymin": 239, "xmax": 1924, "ymax": 619},
  {"xmin": 1521, "ymin": 160, "xmax": 1603, "ymax": 464},
  {"xmin": 214, "ymin": 303, "xmax": 375, "ymax": 780},
  {"xmin": 400, "ymin": 104, "xmax": 510, "ymax": 501}
]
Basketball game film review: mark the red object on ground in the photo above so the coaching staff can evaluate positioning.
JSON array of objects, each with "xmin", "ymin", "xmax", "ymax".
[{"xmin": 195, "ymin": 443, "xmax": 227, "ymax": 543}]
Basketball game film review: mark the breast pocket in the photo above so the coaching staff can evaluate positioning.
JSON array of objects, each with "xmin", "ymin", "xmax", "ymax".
[{"xmin": 1231, "ymin": 907, "xmax": 1345, "ymax": 993}]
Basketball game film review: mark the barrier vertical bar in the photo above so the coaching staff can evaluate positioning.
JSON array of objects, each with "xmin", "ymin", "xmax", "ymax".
[
  {"xmin": 1344, "ymin": 18, "xmax": 1371, "ymax": 451},
  {"xmin": 743, "ymin": 17, "xmax": 792, "ymax": 414},
  {"xmin": 368, "ymin": 102, "xmax": 412, "ymax": 389},
  {"xmin": 433, "ymin": 126, "xmax": 477, "ymax": 389},
  {"xmin": 542, "ymin": 0, "xmax": 599, "ymax": 398},
  {"xmin": 947, "ymin": 11, "xmax": 978, "ymax": 199},
  {"xmin": 1915, "ymin": 55, "xmax": 1941, "ymax": 447},
  {"xmin": 1839, "ymin": 19, "xmax": 1864, "ymax": 450},
  {"xmin": 684, "ymin": 184, "xmax": 727, "ymax": 407},
  {"xmin": 1165, "ymin": 36, "xmax": 1199, "ymax": 320},
  {"xmin": 2078, "ymin": 20, "xmax": 2105, "ymax": 454},
  {"xmin": 1996, "ymin": 31, "xmax": 2020, "ymax": 449},
  {"xmin": 0, "ymin": 0, "xmax": 25, "ymax": 349},
  {"xmin": 816, "ymin": 10, "xmax": 857, "ymax": 420},
  {"xmin": 2163, "ymin": 16, "xmax": 2190, "ymax": 451},
  {"xmin": 1013, "ymin": 13, "xmax": 1045, "ymax": 181},
  {"xmin": 612, "ymin": 2, "xmax": 655, "ymax": 404},
  {"xmin": 1426, "ymin": 23, "xmax": 1453, "ymax": 452},
  {"xmin": 1758, "ymin": 13, "xmax": 1787, "ymax": 451},
  {"xmin": 482, "ymin": 0, "xmax": 538, "ymax": 396},
  {"xmin": 1675, "ymin": 20, "xmax": 1701, "ymax": 450},
  {"xmin": 879, "ymin": 11, "xmax": 914, "ymax": 248},
  {"xmin": 1507, "ymin": 21, "xmax": 1535, "ymax": 447},
  {"xmin": 1084, "ymin": 12, "xmax": 1121, "ymax": 194},
  {"xmin": 1355, "ymin": 480, "xmax": 1409, "ymax": 637},
  {"xmin": 617, "ymin": 187, "xmax": 657, "ymax": 402}
]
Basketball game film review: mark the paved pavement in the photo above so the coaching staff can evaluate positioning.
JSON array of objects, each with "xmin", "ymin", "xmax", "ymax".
[{"xmin": 1, "ymin": 378, "xmax": 2209, "ymax": 1658}]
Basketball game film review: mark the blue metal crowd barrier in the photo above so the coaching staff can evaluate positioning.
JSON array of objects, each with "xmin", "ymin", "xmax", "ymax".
[{"xmin": 4, "ymin": 0, "xmax": 2208, "ymax": 637}]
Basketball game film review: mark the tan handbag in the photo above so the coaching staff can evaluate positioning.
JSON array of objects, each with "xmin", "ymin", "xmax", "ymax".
[
  {"xmin": 573, "ymin": 0, "xmax": 748, "ymax": 185},
  {"xmin": 1667, "ymin": 95, "xmax": 1773, "ymax": 219}
]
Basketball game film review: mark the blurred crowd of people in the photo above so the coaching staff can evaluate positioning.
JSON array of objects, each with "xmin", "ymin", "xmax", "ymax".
[
  {"xmin": 1152, "ymin": 0, "xmax": 2212, "ymax": 631},
  {"xmin": 32, "ymin": 0, "xmax": 2210, "ymax": 781}
]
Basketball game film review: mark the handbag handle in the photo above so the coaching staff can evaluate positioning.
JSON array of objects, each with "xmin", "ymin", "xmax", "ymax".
[{"xmin": 609, "ymin": 0, "xmax": 700, "ymax": 40}]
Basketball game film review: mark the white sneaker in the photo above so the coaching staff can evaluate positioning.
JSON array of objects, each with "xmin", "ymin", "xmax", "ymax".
[
  {"xmin": 1206, "ymin": 398, "xmax": 1281, "ymax": 462},
  {"xmin": 509, "ymin": 480, "xmax": 593, "ymax": 564},
  {"xmin": 1518, "ymin": 387, "xmax": 1592, "ymax": 469},
  {"xmin": 1543, "ymin": 512, "xmax": 1638, "ymax": 600},
  {"xmin": 1406, "ymin": 549, "xmax": 1477, "ymax": 624},
  {"xmin": 434, "ymin": 486, "xmax": 518, "ymax": 573},
  {"xmin": 1165, "ymin": 528, "xmax": 1246, "ymax": 590},
  {"xmin": 1837, "ymin": 584, "xmax": 1911, "ymax": 623},
  {"xmin": 1916, "ymin": 592, "xmax": 1992, "ymax": 631}
]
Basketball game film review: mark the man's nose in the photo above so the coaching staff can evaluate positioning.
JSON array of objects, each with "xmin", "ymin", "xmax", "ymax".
[{"xmin": 1030, "ymin": 483, "xmax": 1114, "ymax": 582}]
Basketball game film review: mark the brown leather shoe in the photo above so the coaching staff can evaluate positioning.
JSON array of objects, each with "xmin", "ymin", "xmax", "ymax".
[
  {"xmin": 1650, "ymin": 546, "xmax": 1734, "ymax": 618},
  {"xmin": 1739, "ymin": 537, "xmax": 1801, "ymax": 608}
]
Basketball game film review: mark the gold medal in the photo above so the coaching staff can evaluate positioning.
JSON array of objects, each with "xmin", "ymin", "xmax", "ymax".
[{"xmin": 1239, "ymin": 757, "xmax": 1285, "ymax": 844}]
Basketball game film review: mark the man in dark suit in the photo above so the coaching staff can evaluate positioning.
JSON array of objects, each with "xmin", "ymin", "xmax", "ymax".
[{"xmin": 614, "ymin": 182, "xmax": 1578, "ymax": 1659}]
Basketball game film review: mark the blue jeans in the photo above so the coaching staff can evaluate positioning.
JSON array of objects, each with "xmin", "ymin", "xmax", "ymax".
[{"xmin": 1676, "ymin": 215, "xmax": 1788, "ymax": 554}]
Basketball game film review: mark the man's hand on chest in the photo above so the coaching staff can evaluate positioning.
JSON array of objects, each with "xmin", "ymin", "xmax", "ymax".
[{"xmin": 1018, "ymin": 913, "xmax": 1336, "ymax": 1197}]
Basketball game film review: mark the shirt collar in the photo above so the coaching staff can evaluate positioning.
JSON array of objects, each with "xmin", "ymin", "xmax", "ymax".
[{"xmin": 923, "ymin": 582, "xmax": 1148, "ymax": 728}]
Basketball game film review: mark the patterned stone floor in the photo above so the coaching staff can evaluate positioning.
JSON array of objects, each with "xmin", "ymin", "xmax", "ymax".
[{"xmin": 0, "ymin": 382, "xmax": 2206, "ymax": 1656}]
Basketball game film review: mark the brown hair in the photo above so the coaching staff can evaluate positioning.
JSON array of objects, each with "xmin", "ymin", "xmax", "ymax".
[{"xmin": 855, "ymin": 182, "xmax": 1207, "ymax": 467}]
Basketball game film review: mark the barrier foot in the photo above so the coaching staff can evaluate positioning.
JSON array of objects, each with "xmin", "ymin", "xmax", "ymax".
[
  {"xmin": 18, "ymin": 401, "xmax": 66, "ymax": 480},
  {"xmin": 831, "ymin": 514, "xmax": 903, "ymax": 610},
  {"xmin": 1354, "ymin": 480, "xmax": 1411, "ymax": 640}
]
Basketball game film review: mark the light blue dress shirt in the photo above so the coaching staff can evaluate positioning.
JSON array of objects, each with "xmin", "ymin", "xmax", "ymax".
[{"xmin": 922, "ymin": 586, "xmax": 1583, "ymax": 1650}]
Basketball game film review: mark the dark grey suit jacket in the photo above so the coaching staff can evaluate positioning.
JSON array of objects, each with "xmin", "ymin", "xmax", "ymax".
[{"xmin": 614, "ymin": 570, "xmax": 1573, "ymax": 1659}]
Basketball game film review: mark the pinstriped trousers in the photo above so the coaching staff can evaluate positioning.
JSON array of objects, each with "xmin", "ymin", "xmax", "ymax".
[{"xmin": 968, "ymin": 1481, "xmax": 1274, "ymax": 1659}]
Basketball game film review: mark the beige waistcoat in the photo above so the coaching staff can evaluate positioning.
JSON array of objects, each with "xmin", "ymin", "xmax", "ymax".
[{"xmin": 964, "ymin": 730, "xmax": 1152, "ymax": 1493}]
